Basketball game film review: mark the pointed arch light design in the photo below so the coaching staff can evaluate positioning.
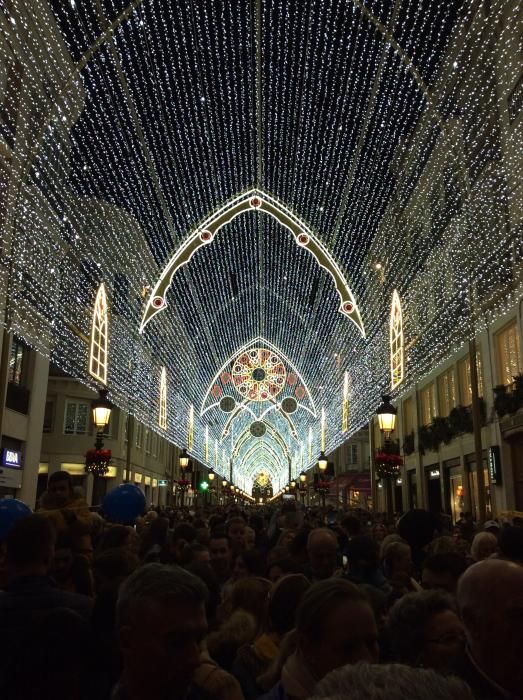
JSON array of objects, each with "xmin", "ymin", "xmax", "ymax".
[
  {"xmin": 342, "ymin": 371, "xmax": 350, "ymax": 433},
  {"xmin": 89, "ymin": 283, "xmax": 108, "ymax": 385},
  {"xmin": 390, "ymin": 290, "xmax": 404, "ymax": 390},
  {"xmin": 159, "ymin": 367, "xmax": 167, "ymax": 429},
  {"xmin": 140, "ymin": 191, "xmax": 365, "ymax": 338}
]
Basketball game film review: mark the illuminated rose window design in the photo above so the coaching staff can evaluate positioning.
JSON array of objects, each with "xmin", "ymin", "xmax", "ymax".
[{"xmin": 232, "ymin": 348, "xmax": 286, "ymax": 401}]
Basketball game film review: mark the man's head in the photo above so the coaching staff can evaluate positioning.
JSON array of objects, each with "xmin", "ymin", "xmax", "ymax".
[
  {"xmin": 307, "ymin": 528, "xmax": 338, "ymax": 580},
  {"xmin": 208, "ymin": 528, "xmax": 231, "ymax": 581},
  {"xmin": 226, "ymin": 516, "xmax": 246, "ymax": 553},
  {"xmin": 296, "ymin": 578, "xmax": 378, "ymax": 681},
  {"xmin": 116, "ymin": 563, "xmax": 208, "ymax": 697},
  {"xmin": 421, "ymin": 552, "xmax": 466, "ymax": 594},
  {"xmin": 47, "ymin": 471, "xmax": 74, "ymax": 508},
  {"xmin": 7, "ymin": 514, "xmax": 56, "ymax": 576},
  {"xmin": 458, "ymin": 559, "xmax": 523, "ymax": 697}
]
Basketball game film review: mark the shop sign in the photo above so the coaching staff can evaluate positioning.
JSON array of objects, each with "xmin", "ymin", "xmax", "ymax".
[
  {"xmin": 488, "ymin": 446, "xmax": 502, "ymax": 485},
  {"xmin": 429, "ymin": 469, "xmax": 440, "ymax": 479},
  {"xmin": 158, "ymin": 479, "xmax": 168, "ymax": 487},
  {"xmin": 1, "ymin": 449, "xmax": 21, "ymax": 469}
]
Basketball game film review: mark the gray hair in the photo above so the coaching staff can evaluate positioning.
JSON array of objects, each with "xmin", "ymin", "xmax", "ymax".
[
  {"xmin": 309, "ymin": 664, "xmax": 474, "ymax": 700},
  {"xmin": 385, "ymin": 590, "xmax": 457, "ymax": 665},
  {"xmin": 470, "ymin": 532, "xmax": 497, "ymax": 561},
  {"xmin": 116, "ymin": 563, "xmax": 208, "ymax": 628}
]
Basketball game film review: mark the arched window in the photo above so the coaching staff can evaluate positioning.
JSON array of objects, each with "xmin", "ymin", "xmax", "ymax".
[
  {"xmin": 89, "ymin": 283, "xmax": 108, "ymax": 384},
  {"xmin": 390, "ymin": 290, "xmax": 404, "ymax": 390},
  {"xmin": 159, "ymin": 367, "xmax": 167, "ymax": 429}
]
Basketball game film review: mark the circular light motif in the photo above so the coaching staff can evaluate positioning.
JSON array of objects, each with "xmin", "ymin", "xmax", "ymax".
[
  {"xmin": 281, "ymin": 397, "xmax": 298, "ymax": 414},
  {"xmin": 297, "ymin": 232, "xmax": 310, "ymax": 246},
  {"xmin": 152, "ymin": 295, "xmax": 165, "ymax": 309},
  {"xmin": 343, "ymin": 301, "xmax": 354, "ymax": 313},
  {"xmin": 219, "ymin": 396, "xmax": 236, "ymax": 413},
  {"xmin": 295, "ymin": 385, "xmax": 306, "ymax": 400},
  {"xmin": 211, "ymin": 385, "xmax": 222, "ymax": 398},
  {"xmin": 250, "ymin": 196, "xmax": 262, "ymax": 208},
  {"xmin": 232, "ymin": 347, "xmax": 286, "ymax": 402},
  {"xmin": 200, "ymin": 229, "xmax": 213, "ymax": 242},
  {"xmin": 287, "ymin": 372, "xmax": 298, "ymax": 386},
  {"xmin": 250, "ymin": 421, "xmax": 267, "ymax": 437}
]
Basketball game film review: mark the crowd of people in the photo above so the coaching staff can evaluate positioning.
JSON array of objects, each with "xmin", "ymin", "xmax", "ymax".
[{"xmin": 0, "ymin": 469, "xmax": 522, "ymax": 700}]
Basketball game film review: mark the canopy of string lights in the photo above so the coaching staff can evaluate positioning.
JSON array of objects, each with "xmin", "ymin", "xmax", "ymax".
[{"xmin": 2, "ymin": 1, "xmax": 520, "ymax": 490}]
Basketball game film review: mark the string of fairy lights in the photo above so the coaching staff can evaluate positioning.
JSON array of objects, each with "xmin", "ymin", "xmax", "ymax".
[{"xmin": 0, "ymin": 0, "xmax": 521, "ymax": 487}]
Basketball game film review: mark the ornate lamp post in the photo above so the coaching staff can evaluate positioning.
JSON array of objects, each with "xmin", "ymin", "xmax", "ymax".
[
  {"xmin": 375, "ymin": 395, "xmax": 400, "ymax": 520},
  {"xmin": 178, "ymin": 448, "xmax": 190, "ymax": 507},
  {"xmin": 86, "ymin": 389, "xmax": 113, "ymax": 477},
  {"xmin": 208, "ymin": 468, "xmax": 215, "ymax": 503},
  {"xmin": 299, "ymin": 471, "xmax": 307, "ymax": 505}
]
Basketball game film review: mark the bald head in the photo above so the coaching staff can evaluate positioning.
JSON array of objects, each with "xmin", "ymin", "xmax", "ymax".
[
  {"xmin": 457, "ymin": 559, "xmax": 523, "ymax": 696},
  {"xmin": 307, "ymin": 528, "xmax": 338, "ymax": 581}
]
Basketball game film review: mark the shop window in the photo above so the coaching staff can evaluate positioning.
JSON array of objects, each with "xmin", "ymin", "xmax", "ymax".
[
  {"xmin": 420, "ymin": 383, "xmax": 437, "ymax": 426},
  {"xmin": 438, "ymin": 368, "xmax": 456, "ymax": 418},
  {"xmin": 403, "ymin": 396, "xmax": 414, "ymax": 434},
  {"xmin": 64, "ymin": 401, "xmax": 89, "ymax": 435},
  {"xmin": 390, "ymin": 290, "xmax": 404, "ymax": 390},
  {"xmin": 89, "ymin": 283, "xmax": 108, "ymax": 385},
  {"xmin": 159, "ymin": 367, "xmax": 167, "ymax": 429},
  {"xmin": 496, "ymin": 321, "xmax": 522, "ymax": 387},
  {"xmin": 458, "ymin": 352, "xmax": 484, "ymax": 405}
]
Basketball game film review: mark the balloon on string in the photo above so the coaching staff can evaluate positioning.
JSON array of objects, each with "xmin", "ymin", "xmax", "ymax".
[
  {"xmin": 102, "ymin": 484, "xmax": 146, "ymax": 525},
  {"xmin": 0, "ymin": 498, "xmax": 32, "ymax": 539}
]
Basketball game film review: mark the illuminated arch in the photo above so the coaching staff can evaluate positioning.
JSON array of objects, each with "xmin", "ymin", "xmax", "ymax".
[
  {"xmin": 390, "ymin": 290, "xmax": 404, "ymax": 390},
  {"xmin": 159, "ymin": 367, "xmax": 167, "ymax": 429},
  {"xmin": 140, "ymin": 190, "xmax": 365, "ymax": 337},
  {"xmin": 89, "ymin": 283, "xmax": 108, "ymax": 385}
]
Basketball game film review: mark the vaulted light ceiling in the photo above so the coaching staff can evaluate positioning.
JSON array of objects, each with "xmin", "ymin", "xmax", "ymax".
[{"xmin": 3, "ymin": 0, "xmax": 517, "ymax": 489}]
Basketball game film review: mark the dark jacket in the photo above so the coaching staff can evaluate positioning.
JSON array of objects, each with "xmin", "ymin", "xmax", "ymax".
[{"xmin": 449, "ymin": 649, "xmax": 512, "ymax": 700}]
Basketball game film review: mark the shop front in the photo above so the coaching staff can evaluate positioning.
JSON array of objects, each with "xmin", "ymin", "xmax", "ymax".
[
  {"xmin": 425, "ymin": 464, "xmax": 442, "ymax": 514},
  {"xmin": 329, "ymin": 472, "xmax": 371, "ymax": 508},
  {"xmin": 443, "ymin": 458, "xmax": 464, "ymax": 524},
  {"xmin": 465, "ymin": 451, "xmax": 492, "ymax": 520}
]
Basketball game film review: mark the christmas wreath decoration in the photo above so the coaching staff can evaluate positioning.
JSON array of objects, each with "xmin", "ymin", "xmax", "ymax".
[
  {"xmin": 176, "ymin": 478, "xmax": 191, "ymax": 491},
  {"xmin": 85, "ymin": 448, "xmax": 111, "ymax": 476},
  {"xmin": 374, "ymin": 451, "xmax": 403, "ymax": 479}
]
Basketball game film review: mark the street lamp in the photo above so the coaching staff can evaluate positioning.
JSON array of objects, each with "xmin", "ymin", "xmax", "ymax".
[
  {"xmin": 290, "ymin": 479, "xmax": 297, "ymax": 489},
  {"xmin": 317, "ymin": 451, "xmax": 328, "ymax": 472},
  {"xmin": 179, "ymin": 448, "xmax": 190, "ymax": 470},
  {"xmin": 299, "ymin": 471, "xmax": 307, "ymax": 484},
  {"xmin": 376, "ymin": 394, "xmax": 397, "ymax": 442},
  {"xmin": 91, "ymin": 389, "xmax": 113, "ymax": 449}
]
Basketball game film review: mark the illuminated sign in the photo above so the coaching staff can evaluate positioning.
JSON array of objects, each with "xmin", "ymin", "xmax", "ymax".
[
  {"xmin": 488, "ymin": 446, "xmax": 502, "ymax": 485},
  {"xmin": 1, "ymin": 449, "xmax": 21, "ymax": 469},
  {"xmin": 158, "ymin": 479, "xmax": 168, "ymax": 487}
]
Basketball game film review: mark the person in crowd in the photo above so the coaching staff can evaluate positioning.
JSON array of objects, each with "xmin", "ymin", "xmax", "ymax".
[
  {"xmin": 267, "ymin": 556, "xmax": 301, "ymax": 583},
  {"xmin": 170, "ymin": 522, "xmax": 198, "ymax": 565},
  {"xmin": 97, "ymin": 524, "xmax": 140, "ymax": 555},
  {"xmin": 306, "ymin": 528, "xmax": 339, "ymax": 581},
  {"xmin": 0, "ymin": 515, "xmax": 92, "ymax": 694},
  {"xmin": 382, "ymin": 540, "xmax": 419, "ymax": 593},
  {"xmin": 209, "ymin": 527, "xmax": 232, "ymax": 587},
  {"xmin": 470, "ymin": 532, "xmax": 497, "ymax": 562},
  {"xmin": 244, "ymin": 526, "xmax": 256, "ymax": 550},
  {"xmin": 38, "ymin": 470, "xmax": 93, "ymax": 558},
  {"xmin": 51, "ymin": 531, "xmax": 93, "ymax": 596},
  {"xmin": 233, "ymin": 574, "xmax": 311, "ymax": 700},
  {"xmin": 453, "ymin": 559, "xmax": 523, "ymax": 700},
  {"xmin": 483, "ymin": 519, "xmax": 501, "ymax": 536},
  {"xmin": 113, "ymin": 563, "xmax": 210, "ymax": 700},
  {"xmin": 139, "ymin": 516, "xmax": 169, "ymax": 563},
  {"xmin": 187, "ymin": 542, "xmax": 211, "ymax": 564},
  {"xmin": 309, "ymin": 663, "xmax": 473, "ymax": 700},
  {"xmin": 287, "ymin": 526, "xmax": 312, "ymax": 570},
  {"xmin": 371, "ymin": 523, "xmax": 387, "ymax": 544},
  {"xmin": 262, "ymin": 578, "xmax": 379, "ymax": 699},
  {"xmin": 227, "ymin": 516, "xmax": 247, "ymax": 554},
  {"xmin": 231, "ymin": 549, "xmax": 267, "ymax": 581},
  {"xmin": 385, "ymin": 590, "xmax": 464, "ymax": 669},
  {"xmin": 345, "ymin": 535, "xmax": 391, "ymax": 593},
  {"xmin": 498, "ymin": 524, "xmax": 523, "ymax": 564},
  {"xmin": 210, "ymin": 576, "xmax": 272, "ymax": 670},
  {"xmin": 421, "ymin": 552, "xmax": 467, "ymax": 594}
]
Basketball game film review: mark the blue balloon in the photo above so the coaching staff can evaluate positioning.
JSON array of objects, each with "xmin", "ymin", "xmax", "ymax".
[
  {"xmin": 103, "ymin": 484, "xmax": 146, "ymax": 525},
  {"xmin": 0, "ymin": 498, "xmax": 32, "ymax": 539}
]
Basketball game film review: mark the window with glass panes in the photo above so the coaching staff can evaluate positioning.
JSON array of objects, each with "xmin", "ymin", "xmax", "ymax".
[
  {"xmin": 350, "ymin": 444, "xmax": 358, "ymax": 464},
  {"xmin": 64, "ymin": 401, "xmax": 89, "ymax": 434},
  {"xmin": 458, "ymin": 353, "xmax": 484, "ymax": 405},
  {"xmin": 8, "ymin": 337, "xmax": 28, "ymax": 385},
  {"xmin": 421, "ymin": 383, "xmax": 437, "ymax": 426},
  {"xmin": 135, "ymin": 423, "xmax": 143, "ymax": 448},
  {"xmin": 438, "ymin": 368, "xmax": 456, "ymax": 417},
  {"xmin": 496, "ymin": 321, "xmax": 522, "ymax": 387}
]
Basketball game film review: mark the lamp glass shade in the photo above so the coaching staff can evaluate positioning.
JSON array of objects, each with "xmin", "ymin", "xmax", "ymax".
[
  {"xmin": 179, "ymin": 449, "xmax": 190, "ymax": 469},
  {"xmin": 222, "ymin": 479, "xmax": 227, "ymax": 488},
  {"xmin": 92, "ymin": 389, "xmax": 112, "ymax": 431},
  {"xmin": 299, "ymin": 471, "xmax": 307, "ymax": 483},
  {"xmin": 290, "ymin": 480, "xmax": 296, "ymax": 488},
  {"xmin": 318, "ymin": 452, "xmax": 328, "ymax": 471},
  {"xmin": 208, "ymin": 470, "xmax": 215, "ymax": 482},
  {"xmin": 376, "ymin": 395, "xmax": 397, "ymax": 435}
]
